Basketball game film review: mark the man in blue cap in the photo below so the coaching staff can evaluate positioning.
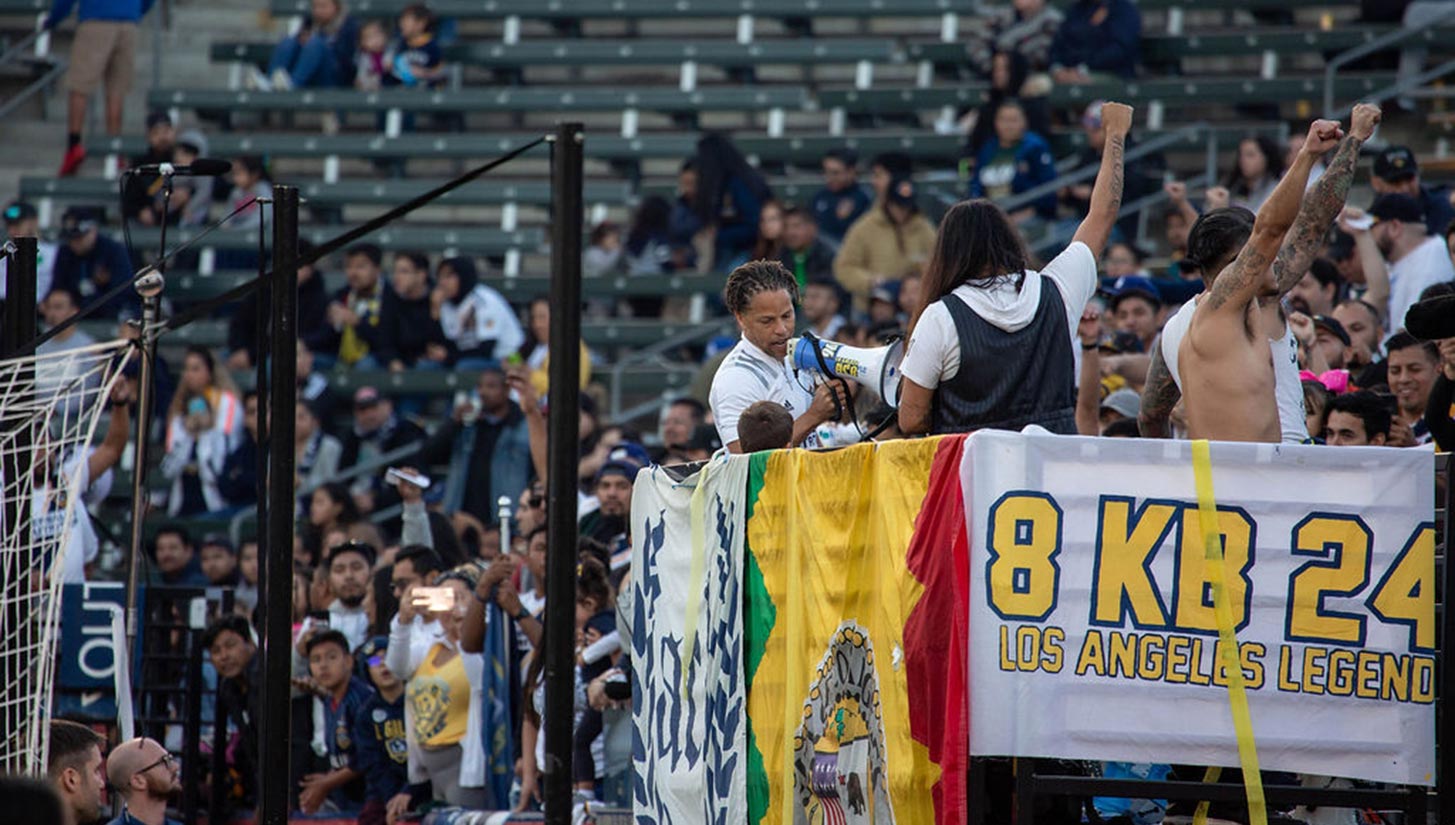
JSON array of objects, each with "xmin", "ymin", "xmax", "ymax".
[
  {"xmin": 1108, "ymin": 275, "xmax": 1163, "ymax": 354},
  {"xmin": 580, "ymin": 443, "xmax": 649, "ymax": 574}
]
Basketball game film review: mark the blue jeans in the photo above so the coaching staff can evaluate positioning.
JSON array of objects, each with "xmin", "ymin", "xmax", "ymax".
[{"xmin": 268, "ymin": 36, "xmax": 342, "ymax": 88}]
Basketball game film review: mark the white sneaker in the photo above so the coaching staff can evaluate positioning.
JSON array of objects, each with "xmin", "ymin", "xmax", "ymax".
[
  {"xmin": 246, "ymin": 65, "xmax": 272, "ymax": 90},
  {"xmin": 270, "ymin": 68, "xmax": 294, "ymax": 91}
]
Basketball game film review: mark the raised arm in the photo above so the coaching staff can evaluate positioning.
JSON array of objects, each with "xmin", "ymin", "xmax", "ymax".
[
  {"xmin": 1204, "ymin": 119, "xmax": 1343, "ymax": 316},
  {"xmin": 1273, "ymin": 104, "xmax": 1381, "ymax": 294},
  {"xmin": 1071, "ymin": 101, "xmax": 1134, "ymax": 258},
  {"xmin": 1137, "ymin": 337, "xmax": 1180, "ymax": 438},
  {"xmin": 1337, "ymin": 205, "xmax": 1393, "ymax": 326}
]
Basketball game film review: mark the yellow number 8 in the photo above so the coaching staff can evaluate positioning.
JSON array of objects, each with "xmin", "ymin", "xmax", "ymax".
[{"xmin": 986, "ymin": 492, "xmax": 1063, "ymax": 621}]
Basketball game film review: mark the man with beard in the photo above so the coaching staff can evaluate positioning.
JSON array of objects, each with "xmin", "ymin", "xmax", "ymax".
[
  {"xmin": 1332, "ymin": 298, "xmax": 1385, "ymax": 375},
  {"xmin": 1339, "ymin": 193, "xmax": 1455, "ymax": 334},
  {"xmin": 295, "ymin": 541, "xmax": 375, "ymax": 676},
  {"xmin": 205, "ymin": 615, "xmax": 260, "ymax": 809},
  {"xmin": 47, "ymin": 719, "xmax": 106, "ymax": 825},
  {"xmin": 580, "ymin": 443, "xmax": 647, "ymax": 578},
  {"xmin": 105, "ymin": 738, "xmax": 183, "ymax": 825}
]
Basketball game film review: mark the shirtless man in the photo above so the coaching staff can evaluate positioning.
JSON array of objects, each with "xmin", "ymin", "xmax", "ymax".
[{"xmin": 1141, "ymin": 104, "xmax": 1381, "ymax": 442}]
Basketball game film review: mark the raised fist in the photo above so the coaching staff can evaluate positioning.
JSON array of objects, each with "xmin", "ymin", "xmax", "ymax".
[
  {"xmin": 1100, "ymin": 101, "xmax": 1134, "ymax": 137},
  {"xmin": 1349, "ymin": 103, "xmax": 1382, "ymax": 141},
  {"xmin": 1303, "ymin": 118, "xmax": 1344, "ymax": 156},
  {"xmin": 1163, "ymin": 181, "xmax": 1187, "ymax": 205}
]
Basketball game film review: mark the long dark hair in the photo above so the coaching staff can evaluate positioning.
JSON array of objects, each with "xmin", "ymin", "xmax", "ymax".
[
  {"xmin": 1225, "ymin": 135, "xmax": 1284, "ymax": 195},
  {"xmin": 692, "ymin": 133, "xmax": 772, "ymax": 225},
  {"xmin": 627, "ymin": 195, "xmax": 672, "ymax": 254},
  {"xmin": 908, "ymin": 199, "xmax": 1028, "ymax": 339},
  {"xmin": 439, "ymin": 256, "xmax": 479, "ymax": 297}
]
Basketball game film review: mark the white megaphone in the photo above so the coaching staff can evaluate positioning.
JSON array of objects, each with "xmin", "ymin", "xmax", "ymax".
[{"xmin": 790, "ymin": 334, "xmax": 904, "ymax": 407}]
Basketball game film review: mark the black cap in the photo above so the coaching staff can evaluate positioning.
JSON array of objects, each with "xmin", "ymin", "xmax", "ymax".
[
  {"xmin": 1312, "ymin": 314, "xmax": 1351, "ymax": 347},
  {"xmin": 326, "ymin": 540, "xmax": 376, "ymax": 568},
  {"xmin": 201, "ymin": 533, "xmax": 236, "ymax": 555},
  {"xmin": 3, "ymin": 201, "xmax": 37, "ymax": 225},
  {"xmin": 1373, "ymin": 146, "xmax": 1418, "ymax": 182},
  {"xmin": 885, "ymin": 177, "xmax": 918, "ymax": 211},
  {"xmin": 1368, "ymin": 193, "xmax": 1424, "ymax": 225},
  {"xmin": 146, "ymin": 110, "xmax": 173, "ymax": 130},
  {"xmin": 60, "ymin": 206, "xmax": 103, "ymax": 239}
]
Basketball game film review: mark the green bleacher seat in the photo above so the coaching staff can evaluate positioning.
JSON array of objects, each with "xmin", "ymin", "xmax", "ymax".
[
  {"xmin": 213, "ymin": 38, "xmax": 903, "ymax": 69},
  {"xmin": 266, "ymin": 0, "xmax": 975, "ymax": 19},
  {"xmin": 150, "ymin": 270, "xmax": 726, "ymax": 304},
  {"xmin": 21, "ymin": 175, "xmax": 633, "ymax": 208},
  {"xmin": 144, "ymin": 86, "xmax": 809, "ymax": 116},
  {"xmin": 0, "ymin": 0, "xmax": 46, "ymax": 11},
  {"xmin": 819, "ymin": 73, "xmax": 1398, "ymax": 112},
  {"xmin": 90, "ymin": 131, "xmax": 967, "ymax": 165},
  {"xmin": 124, "ymin": 225, "xmax": 543, "ymax": 256}
]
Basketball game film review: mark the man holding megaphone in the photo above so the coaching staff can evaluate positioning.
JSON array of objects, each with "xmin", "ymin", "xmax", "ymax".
[{"xmin": 710, "ymin": 260, "xmax": 852, "ymax": 452}]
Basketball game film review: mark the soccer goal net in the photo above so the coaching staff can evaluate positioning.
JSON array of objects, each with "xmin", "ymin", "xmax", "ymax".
[{"xmin": 0, "ymin": 338, "xmax": 133, "ymax": 776}]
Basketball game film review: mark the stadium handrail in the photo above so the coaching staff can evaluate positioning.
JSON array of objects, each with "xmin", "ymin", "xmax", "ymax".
[{"xmin": 1323, "ymin": 7, "xmax": 1455, "ymax": 116}]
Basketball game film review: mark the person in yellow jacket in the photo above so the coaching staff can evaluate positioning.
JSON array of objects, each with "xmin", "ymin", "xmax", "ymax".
[{"xmin": 833, "ymin": 177, "xmax": 937, "ymax": 311}]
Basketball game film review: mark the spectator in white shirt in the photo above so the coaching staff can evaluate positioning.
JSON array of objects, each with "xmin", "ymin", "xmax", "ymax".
[
  {"xmin": 432, "ymin": 256, "xmax": 524, "ymax": 370},
  {"xmin": 1339, "ymin": 194, "xmax": 1455, "ymax": 334}
]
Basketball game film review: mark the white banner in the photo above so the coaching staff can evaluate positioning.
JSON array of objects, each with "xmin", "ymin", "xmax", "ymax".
[
  {"xmin": 965, "ymin": 431, "xmax": 1437, "ymax": 786},
  {"xmin": 630, "ymin": 456, "xmax": 750, "ymax": 824}
]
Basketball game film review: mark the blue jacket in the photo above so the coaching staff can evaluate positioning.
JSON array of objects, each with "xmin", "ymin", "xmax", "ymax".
[
  {"xmin": 970, "ymin": 132, "xmax": 1058, "ymax": 220},
  {"xmin": 811, "ymin": 183, "xmax": 873, "ymax": 243},
  {"xmin": 440, "ymin": 410, "xmax": 533, "ymax": 526},
  {"xmin": 52, "ymin": 233, "xmax": 138, "ymax": 319},
  {"xmin": 1049, "ymin": 0, "xmax": 1141, "ymax": 79},
  {"xmin": 352, "ymin": 691, "xmax": 408, "ymax": 802},
  {"xmin": 48, "ymin": 0, "xmax": 153, "ymax": 25}
]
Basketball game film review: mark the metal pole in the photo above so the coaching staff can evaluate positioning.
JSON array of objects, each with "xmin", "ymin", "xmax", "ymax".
[
  {"xmin": 258, "ymin": 185, "xmax": 299, "ymax": 825},
  {"xmin": 1, "ymin": 237, "xmax": 37, "ymax": 353},
  {"xmin": 543, "ymin": 121, "xmax": 584, "ymax": 824},
  {"xmin": 123, "ymin": 268, "xmax": 163, "ymax": 705}
]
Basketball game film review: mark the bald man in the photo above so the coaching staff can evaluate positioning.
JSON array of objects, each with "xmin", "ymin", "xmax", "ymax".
[{"xmin": 104, "ymin": 738, "xmax": 183, "ymax": 825}]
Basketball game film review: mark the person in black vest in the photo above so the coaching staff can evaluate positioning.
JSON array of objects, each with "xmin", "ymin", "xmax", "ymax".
[{"xmin": 897, "ymin": 101, "xmax": 1132, "ymax": 436}]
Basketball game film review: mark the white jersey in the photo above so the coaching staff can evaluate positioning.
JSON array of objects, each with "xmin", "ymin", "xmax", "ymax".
[
  {"xmin": 1160, "ymin": 299, "xmax": 1308, "ymax": 444},
  {"xmin": 31, "ymin": 450, "xmax": 111, "ymax": 584},
  {"xmin": 709, "ymin": 335, "xmax": 818, "ymax": 449}
]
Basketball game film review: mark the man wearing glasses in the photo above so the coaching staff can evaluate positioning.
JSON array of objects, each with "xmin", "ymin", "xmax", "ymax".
[{"xmin": 105, "ymin": 738, "xmax": 183, "ymax": 825}]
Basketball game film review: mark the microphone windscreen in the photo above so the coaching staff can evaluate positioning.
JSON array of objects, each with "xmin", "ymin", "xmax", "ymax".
[
  {"xmin": 188, "ymin": 158, "xmax": 234, "ymax": 176},
  {"xmin": 1403, "ymin": 293, "xmax": 1455, "ymax": 341}
]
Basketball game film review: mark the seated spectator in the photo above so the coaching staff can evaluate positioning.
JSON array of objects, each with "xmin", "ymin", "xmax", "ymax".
[
  {"xmin": 105, "ymin": 737, "xmax": 182, "ymax": 825},
  {"xmin": 666, "ymin": 160, "xmax": 701, "ymax": 268},
  {"xmin": 297, "ymin": 337, "xmax": 340, "ymax": 416},
  {"xmin": 1223, "ymin": 136, "xmax": 1284, "ymax": 213},
  {"xmin": 737, "ymin": 400, "xmax": 794, "ymax": 452},
  {"xmin": 747, "ymin": 200, "xmax": 785, "ymax": 265},
  {"xmin": 123, "ymin": 111, "xmax": 175, "ymax": 226},
  {"xmin": 1323, "ymin": 389, "xmax": 1392, "ymax": 446},
  {"xmin": 1288, "ymin": 258, "xmax": 1342, "ymax": 317},
  {"xmin": 579, "ymin": 444, "xmax": 647, "ymax": 552},
  {"xmin": 657, "ymin": 397, "xmax": 706, "ymax": 456},
  {"xmin": 421, "ymin": 367, "xmax": 534, "ymax": 527},
  {"xmin": 969, "ymin": 101, "xmax": 1057, "ymax": 222},
  {"xmin": 303, "ymin": 483, "xmax": 362, "ymax": 563},
  {"xmin": 624, "ymin": 196, "xmax": 676, "ymax": 276},
  {"xmin": 321, "ymin": 243, "xmax": 391, "ymax": 367},
  {"xmin": 1107, "ymin": 276, "xmax": 1163, "ymax": 354},
  {"xmin": 1102, "ymin": 242, "xmax": 1149, "ymax": 280},
  {"xmin": 339, "ymin": 386, "xmax": 427, "ymax": 508},
  {"xmin": 802, "ymin": 278, "xmax": 847, "ymax": 341},
  {"xmin": 868, "ymin": 284, "xmax": 900, "ymax": 326},
  {"xmin": 836, "ymin": 178, "xmax": 936, "ymax": 309},
  {"xmin": 173, "ymin": 129, "xmax": 215, "ymax": 227},
  {"xmin": 237, "ymin": 540, "xmax": 260, "ymax": 615},
  {"xmin": 432, "ymin": 256, "xmax": 524, "ymax": 368},
  {"xmin": 692, "ymin": 134, "xmax": 773, "ymax": 270},
  {"xmin": 965, "ymin": 0, "xmax": 1063, "ymax": 76},
  {"xmin": 36, "ymin": 288, "xmax": 99, "ymax": 416},
  {"xmin": 584, "ymin": 221, "xmax": 623, "ymax": 278},
  {"xmin": 52, "ymin": 206, "xmax": 136, "ymax": 319},
  {"xmin": 387, "ymin": 3, "xmax": 445, "ymax": 88},
  {"xmin": 150, "ymin": 526, "xmax": 209, "ymax": 587},
  {"xmin": 353, "ymin": 636, "xmax": 408, "ymax": 825},
  {"xmin": 523, "ymin": 297, "xmax": 593, "ymax": 395},
  {"xmin": 296, "ymin": 399, "xmax": 343, "ymax": 495},
  {"xmin": 965, "ymin": 51, "xmax": 1052, "ymax": 162},
  {"xmin": 1049, "ymin": 0, "xmax": 1140, "ymax": 82},
  {"xmin": 219, "ymin": 391, "xmax": 260, "ymax": 509},
  {"xmin": 355, "ymin": 19, "xmax": 391, "ymax": 91},
  {"xmin": 228, "ymin": 156, "xmax": 273, "ymax": 231},
  {"xmin": 292, "ymin": 630, "xmax": 371, "ymax": 815},
  {"xmin": 778, "ymin": 206, "xmax": 835, "ymax": 287},
  {"xmin": 868, "ymin": 152, "xmax": 912, "ymax": 206},
  {"xmin": 1387, "ymin": 333, "xmax": 1440, "ymax": 445},
  {"xmin": 388, "ymin": 568, "xmax": 487, "ymax": 809},
  {"xmin": 380, "ymin": 251, "xmax": 449, "ymax": 370},
  {"xmin": 811, "ymin": 148, "xmax": 872, "ymax": 244},
  {"xmin": 258, "ymin": 0, "xmax": 360, "ymax": 90},
  {"xmin": 1372, "ymin": 145, "xmax": 1454, "ymax": 238},
  {"xmin": 898, "ymin": 272, "xmax": 923, "ymax": 323},
  {"xmin": 161, "ymin": 346, "xmax": 244, "ymax": 516},
  {"xmin": 0, "ymin": 201, "xmax": 57, "ymax": 302},
  {"xmin": 230, "ymin": 239, "xmax": 329, "ymax": 369},
  {"xmin": 199, "ymin": 535, "xmax": 241, "ymax": 588}
]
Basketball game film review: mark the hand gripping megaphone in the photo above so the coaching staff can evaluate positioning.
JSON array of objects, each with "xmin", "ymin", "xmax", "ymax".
[{"xmin": 790, "ymin": 334, "xmax": 904, "ymax": 407}]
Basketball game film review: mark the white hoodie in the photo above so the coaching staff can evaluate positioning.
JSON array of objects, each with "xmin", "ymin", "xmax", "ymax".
[{"xmin": 900, "ymin": 241, "xmax": 1098, "ymax": 389}]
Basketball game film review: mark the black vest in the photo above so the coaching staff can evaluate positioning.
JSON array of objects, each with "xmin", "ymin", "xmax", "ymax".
[{"xmin": 930, "ymin": 281, "xmax": 1077, "ymax": 435}]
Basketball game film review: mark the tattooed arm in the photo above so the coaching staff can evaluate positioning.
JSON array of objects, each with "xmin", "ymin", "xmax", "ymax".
[
  {"xmin": 1273, "ymin": 104, "xmax": 1382, "ymax": 295},
  {"xmin": 1203, "ymin": 119, "xmax": 1342, "ymax": 315},
  {"xmin": 1138, "ymin": 337, "xmax": 1180, "ymax": 438},
  {"xmin": 1072, "ymin": 101, "xmax": 1134, "ymax": 258}
]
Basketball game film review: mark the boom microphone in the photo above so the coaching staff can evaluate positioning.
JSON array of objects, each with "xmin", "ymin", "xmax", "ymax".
[
  {"xmin": 128, "ymin": 158, "xmax": 233, "ymax": 176},
  {"xmin": 1403, "ymin": 293, "xmax": 1455, "ymax": 341}
]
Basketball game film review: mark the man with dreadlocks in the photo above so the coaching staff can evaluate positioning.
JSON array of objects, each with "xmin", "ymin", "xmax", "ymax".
[{"xmin": 709, "ymin": 260, "xmax": 850, "ymax": 452}]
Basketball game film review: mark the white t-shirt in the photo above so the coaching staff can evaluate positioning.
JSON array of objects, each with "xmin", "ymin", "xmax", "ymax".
[
  {"xmin": 1160, "ymin": 298, "xmax": 1309, "ymax": 444},
  {"xmin": 440, "ymin": 283, "xmax": 526, "ymax": 357},
  {"xmin": 1387, "ymin": 235, "xmax": 1455, "ymax": 334},
  {"xmin": 31, "ymin": 450, "xmax": 111, "ymax": 584},
  {"xmin": 709, "ymin": 335, "xmax": 818, "ymax": 449},
  {"xmin": 900, "ymin": 241, "xmax": 1098, "ymax": 389}
]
